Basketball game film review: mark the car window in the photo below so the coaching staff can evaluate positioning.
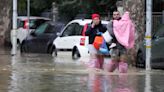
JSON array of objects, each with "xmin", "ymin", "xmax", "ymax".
[
  {"xmin": 45, "ymin": 25, "xmax": 55, "ymax": 33},
  {"xmin": 34, "ymin": 23, "xmax": 48, "ymax": 35},
  {"xmin": 154, "ymin": 25, "xmax": 164, "ymax": 38},
  {"xmin": 29, "ymin": 20, "xmax": 35, "ymax": 28},
  {"xmin": 61, "ymin": 23, "xmax": 76, "ymax": 36},
  {"xmin": 17, "ymin": 19, "xmax": 24, "ymax": 28},
  {"xmin": 73, "ymin": 24, "xmax": 83, "ymax": 35},
  {"xmin": 30, "ymin": 19, "xmax": 49, "ymax": 29},
  {"xmin": 17, "ymin": 18, "xmax": 49, "ymax": 29}
]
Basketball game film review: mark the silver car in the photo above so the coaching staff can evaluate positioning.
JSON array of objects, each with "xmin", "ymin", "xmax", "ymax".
[
  {"xmin": 136, "ymin": 24, "xmax": 164, "ymax": 69},
  {"xmin": 16, "ymin": 16, "xmax": 51, "ymax": 44}
]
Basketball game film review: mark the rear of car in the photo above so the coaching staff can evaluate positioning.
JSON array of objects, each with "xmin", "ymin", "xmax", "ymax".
[
  {"xmin": 52, "ymin": 19, "xmax": 91, "ymax": 57},
  {"xmin": 136, "ymin": 24, "xmax": 164, "ymax": 69},
  {"xmin": 72, "ymin": 20, "xmax": 108, "ymax": 59},
  {"xmin": 52, "ymin": 19, "xmax": 109, "ymax": 59},
  {"xmin": 17, "ymin": 16, "xmax": 51, "ymax": 44}
]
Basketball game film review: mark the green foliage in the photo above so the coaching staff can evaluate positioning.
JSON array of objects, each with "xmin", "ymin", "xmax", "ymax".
[
  {"xmin": 18, "ymin": 0, "xmax": 26, "ymax": 15},
  {"xmin": 18, "ymin": 0, "xmax": 117, "ymax": 20},
  {"xmin": 18, "ymin": 0, "xmax": 53, "ymax": 16}
]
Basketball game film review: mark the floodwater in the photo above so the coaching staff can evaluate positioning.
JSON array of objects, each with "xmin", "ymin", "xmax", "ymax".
[{"xmin": 0, "ymin": 48, "xmax": 164, "ymax": 92}]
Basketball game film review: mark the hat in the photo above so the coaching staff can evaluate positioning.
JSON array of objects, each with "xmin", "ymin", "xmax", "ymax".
[{"xmin": 92, "ymin": 13, "xmax": 100, "ymax": 19}]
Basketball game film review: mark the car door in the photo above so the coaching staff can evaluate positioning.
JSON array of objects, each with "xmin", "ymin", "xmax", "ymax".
[
  {"xmin": 54, "ymin": 23, "xmax": 83, "ymax": 50},
  {"xmin": 151, "ymin": 25, "xmax": 164, "ymax": 61},
  {"xmin": 29, "ymin": 23, "xmax": 49, "ymax": 53}
]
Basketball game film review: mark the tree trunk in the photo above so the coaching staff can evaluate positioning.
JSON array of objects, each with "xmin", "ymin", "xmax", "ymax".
[
  {"xmin": 122, "ymin": 0, "xmax": 145, "ymax": 65},
  {"xmin": 0, "ymin": 0, "xmax": 12, "ymax": 47}
]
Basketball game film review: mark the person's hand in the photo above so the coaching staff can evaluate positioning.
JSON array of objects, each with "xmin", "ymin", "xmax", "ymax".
[
  {"xmin": 109, "ymin": 43, "xmax": 116, "ymax": 48},
  {"xmin": 91, "ymin": 23, "xmax": 95, "ymax": 28},
  {"xmin": 96, "ymin": 32, "xmax": 102, "ymax": 36}
]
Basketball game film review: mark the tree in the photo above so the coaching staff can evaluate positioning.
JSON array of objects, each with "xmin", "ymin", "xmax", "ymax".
[
  {"xmin": 123, "ymin": 0, "xmax": 145, "ymax": 65},
  {"xmin": 0, "ymin": 0, "xmax": 12, "ymax": 46},
  {"xmin": 17, "ymin": 0, "xmax": 117, "ymax": 21},
  {"xmin": 18, "ymin": 0, "xmax": 53, "ymax": 16}
]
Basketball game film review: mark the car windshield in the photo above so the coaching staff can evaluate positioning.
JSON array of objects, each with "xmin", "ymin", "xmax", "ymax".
[{"xmin": 34, "ymin": 23, "xmax": 48, "ymax": 35}]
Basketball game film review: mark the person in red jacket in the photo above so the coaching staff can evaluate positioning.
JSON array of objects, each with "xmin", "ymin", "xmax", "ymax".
[{"xmin": 85, "ymin": 13, "xmax": 107, "ymax": 69}]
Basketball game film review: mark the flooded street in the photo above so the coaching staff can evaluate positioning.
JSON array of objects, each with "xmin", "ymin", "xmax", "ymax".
[{"xmin": 1, "ymin": 48, "xmax": 164, "ymax": 92}]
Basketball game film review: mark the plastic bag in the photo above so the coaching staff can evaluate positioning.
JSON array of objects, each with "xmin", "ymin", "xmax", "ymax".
[
  {"xmin": 99, "ymin": 39, "xmax": 109, "ymax": 55},
  {"xmin": 102, "ymin": 31, "xmax": 112, "ymax": 43},
  {"xmin": 93, "ymin": 36, "xmax": 103, "ymax": 50}
]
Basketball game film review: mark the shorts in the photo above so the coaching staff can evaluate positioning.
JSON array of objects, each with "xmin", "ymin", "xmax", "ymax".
[{"xmin": 110, "ymin": 47, "xmax": 127, "ymax": 58}]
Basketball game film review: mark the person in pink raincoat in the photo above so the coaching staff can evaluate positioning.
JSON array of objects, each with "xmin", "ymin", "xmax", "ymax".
[{"xmin": 106, "ymin": 10, "xmax": 135, "ymax": 73}]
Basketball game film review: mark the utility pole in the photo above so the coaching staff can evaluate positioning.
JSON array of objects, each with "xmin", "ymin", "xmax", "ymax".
[
  {"xmin": 27, "ymin": 0, "xmax": 30, "ymax": 31},
  {"xmin": 145, "ymin": 0, "xmax": 152, "ymax": 70},
  {"xmin": 11, "ymin": 0, "xmax": 17, "ymax": 55}
]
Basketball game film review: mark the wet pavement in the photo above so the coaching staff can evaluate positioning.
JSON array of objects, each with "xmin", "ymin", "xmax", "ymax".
[{"xmin": 0, "ymin": 47, "xmax": 164, "ymax": 92}]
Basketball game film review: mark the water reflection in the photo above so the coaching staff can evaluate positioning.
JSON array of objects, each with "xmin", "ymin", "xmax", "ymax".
[
  {"xmin": 88, "ymin": 74, "xmax": 104, "ymax": 92},
  {"xmin": 6, "ymin": 53, "xmax": 159, "ymax": 92},
  {"xmin": 9, "ymin": 54, "xmax": 88, "ymax": 92},
  {"xmin": 144, "ymin": 72, "xmax": 152, "ymax": 92},
  {"xmin": 87, "ymin": 73, "xmax": 136, "ymax": 92},
  {"xmin": 9, "ymin": 55, "xmax": 137, "ymax": 92}
]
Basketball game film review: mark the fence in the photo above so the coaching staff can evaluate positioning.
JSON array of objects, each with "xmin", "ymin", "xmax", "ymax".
[{"xmin": 152, "ymin": 12, "xmax": 162, "ymax": 33}]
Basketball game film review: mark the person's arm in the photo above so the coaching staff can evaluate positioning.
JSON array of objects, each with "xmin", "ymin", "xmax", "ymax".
[
  {"xmin": 107, "ymin": 20, "xmax": 113, "ymax": 33},
  {"xmin": 102, "ymin": 25, "xmax": 107, "ymax": 33}
]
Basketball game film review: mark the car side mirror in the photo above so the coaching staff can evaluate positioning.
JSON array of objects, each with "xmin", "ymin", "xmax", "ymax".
[{"xmin": 57, "ymin": 32, "xmax": 61, "ymax": 36}]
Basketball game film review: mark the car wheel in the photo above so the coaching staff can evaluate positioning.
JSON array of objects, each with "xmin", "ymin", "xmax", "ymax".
[
  {"xmin": 72, "ymin": 48, "xmax": 81, "ymax": 60},
  {"xmin": 136, "ymin": 51, "xmax": 145, "ymax": 68},
  {"xmin": 20, "ymin": 42, "xmax": 26, "ymax": 53},
  {"xmin": 47, "ymin": 44, "xmax": 53, "ymax": 54},
  {"xmin": 52, "ymin": 47, "xmax": 57, "ymax": 57}
]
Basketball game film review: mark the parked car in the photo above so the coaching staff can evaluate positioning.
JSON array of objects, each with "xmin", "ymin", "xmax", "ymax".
[
  {"xmin": 20, "ymin": 21, "xmax": 65, "ymax": 53},
  {"xmin": 16, "ymin": 16, "xmax": 51, "ymax": 44},
  {"xmin": 51, "ymin": 19, "xmax": 109, "ymax": 59},
  {"xmin": 136, "ymin": 24, "xmax": 164, "ymax": 69}
]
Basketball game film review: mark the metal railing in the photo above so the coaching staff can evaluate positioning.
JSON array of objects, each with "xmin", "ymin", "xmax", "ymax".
[{"xmin": 152, "ymin": 12, "xmax": 162, "ymax": 33}]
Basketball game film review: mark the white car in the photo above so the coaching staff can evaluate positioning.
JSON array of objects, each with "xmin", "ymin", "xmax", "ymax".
[
  {"xmin": 16, "ymin": 16, "xmax": 51, "ymax": 44},
  {"xmin": 52, "ymin": 19, "xmax": 109, "ymax": 59}
]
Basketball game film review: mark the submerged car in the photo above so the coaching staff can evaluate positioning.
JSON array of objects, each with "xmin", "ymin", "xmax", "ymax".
[
  {"xmin": 16, "ymin": 16, "xmax": 51, "ymax": 44},
  {"xmin": 20, "ymin": 21, "xmax": 65, "ymax": 53},
  {"xmin": 136, "ymin": 24, "xmax": 164, "ymax": 69},
  {"xmin": 51, "ymin": 19, "xmax": 108, "ymax": 59}
]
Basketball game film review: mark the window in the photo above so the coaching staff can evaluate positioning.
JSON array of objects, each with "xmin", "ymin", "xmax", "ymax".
[
  {"xmin": 73, "ymin": 24, "xmax": 83, "ymax": 35},
  {"xmin": 34, "ymin": 23, "xmax": 48, "ymax": 35},
  {"xmin": 45, "ymin": 25, "xmax": 55, "ymax": 33},
  {"xmin": 61, "ymin": 23, "xmax": 76, "ymax": 36},
  {"xmin": 31, "ymin": 19, "xmax": 49, "ymax": 29},
  {"xmin": 17, "ymin": 19, "xmax": 24, "ymax": 28},
  {"xmin": 61, "ymin": 23, "xmax": 83, "ymax": 37}
]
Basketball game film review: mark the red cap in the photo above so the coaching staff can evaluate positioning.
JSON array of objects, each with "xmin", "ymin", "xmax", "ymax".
[{"xmin": 92, "ymin": 13, "xmax": 100, "ymax": 19}]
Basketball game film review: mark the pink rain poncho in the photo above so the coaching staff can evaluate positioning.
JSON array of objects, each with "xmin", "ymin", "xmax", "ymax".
[{"xmin": 113, "ymin": 12, "xmax": 135, "ymax": 49}]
